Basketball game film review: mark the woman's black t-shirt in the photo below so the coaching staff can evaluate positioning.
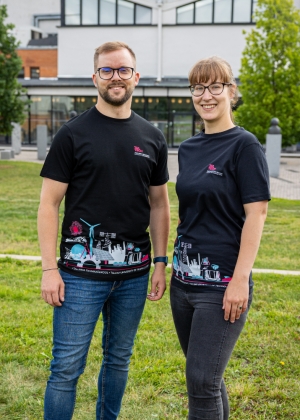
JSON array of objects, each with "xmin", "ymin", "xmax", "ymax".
[{"xmin": 172, "ymin": 126, "xmax": 270, "ymax": 292}]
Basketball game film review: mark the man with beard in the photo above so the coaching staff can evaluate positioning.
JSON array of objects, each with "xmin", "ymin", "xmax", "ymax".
[{"xmin": 38, "ymin": 41, "xmax": 170, "ymax": 420}]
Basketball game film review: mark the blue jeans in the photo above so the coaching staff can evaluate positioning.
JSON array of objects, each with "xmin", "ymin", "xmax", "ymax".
[
  {"xmin": 170, "ymin": 284, "xmax": 252, "ymax": 420},
  {"xmin": 44, "ymin": 271, "xmax": 149, "ymax": 420}
]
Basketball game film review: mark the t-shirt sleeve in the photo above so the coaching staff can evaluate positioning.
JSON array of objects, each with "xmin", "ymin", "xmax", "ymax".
[
  {"xmin": 150, "ymin": 133, "xmax": 169, "ymax": 186},
  {"xmin": 40, "ymin": 124, "xmax": 74, "ymax": 183},
  {"xmin": 236, "ymin": 143, "xmax": 271, "ymax": 204}
]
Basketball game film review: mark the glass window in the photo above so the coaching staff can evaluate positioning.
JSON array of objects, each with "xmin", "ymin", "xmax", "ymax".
[
  {"xmin": 30, "ymin": 96, "xmax": 51, "ymax": 144},
  {"xmin": 195, "ymin": 0, "xmax": 213, "ymax": 23},
  {"xmin": 233, "ymin": 0, "xmax": 251, "ymax": 22},
  {"xmin": 177, "ymin": 3, "xmax": 194, "ymax": 24},
  {"xmin": 100, "ymin": 0, "xmax": 116, "ymax": 24},
  {"xmin": 214, "ymin": 0, "xmax": 232, "ymax": 23},
  {"xmin": 65, "ymin": 0, "xmax": 80, "ymax": 24},
  {"xmin": 18, "ymin": 68, "xmax": 24, "ymax": 78},
  {"xmin": 30, "ymin": 67, "xmax": 40, "ymax": 79},
  {"xmin": 82, "ymin": 0, "xmax": 98, "ymax": 24},
  {"xmin": 136, "ymin": 5, "xmax": 151, "ymax": 24},
  {"xmin": 118, "ymin": 0, "xmax": 134, "ymax": 24}
]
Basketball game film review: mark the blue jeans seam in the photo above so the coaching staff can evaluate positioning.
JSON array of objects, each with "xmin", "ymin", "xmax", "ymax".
[{"xmin": 100, "ymin": 300, "xmax": 111, "ymax": 420}]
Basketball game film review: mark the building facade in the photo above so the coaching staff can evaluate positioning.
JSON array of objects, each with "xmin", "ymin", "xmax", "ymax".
[{"xmin": 3, "ymin": 0, "xmax": 300, "ymax": 147}]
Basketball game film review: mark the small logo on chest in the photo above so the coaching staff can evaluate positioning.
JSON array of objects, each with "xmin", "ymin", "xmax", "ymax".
[
  {"xmin": 134, "ymin": 146, "xmax": 150, "ymax": 159},
  {"xmin": 206, "ymin": 164, "xmax": 223, "ymax": 176}
]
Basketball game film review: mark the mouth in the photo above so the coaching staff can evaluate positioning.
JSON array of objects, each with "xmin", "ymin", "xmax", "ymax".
[
  {"xmin": 108, "ymin": 84, "xmax": 126, "ymax": 91},
  {"xmin": 201, "ymin": 104, "xmax": 216, "ymax": 109}
]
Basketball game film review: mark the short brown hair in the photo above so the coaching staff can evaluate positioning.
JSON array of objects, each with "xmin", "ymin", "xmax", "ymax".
[
  {"xmin": 94, "ymin": 41, "xmax": 136, "ymax": 73},
  {"xmin": 189, "ymin": 56, "xmax": 238, "ymax": 121}
]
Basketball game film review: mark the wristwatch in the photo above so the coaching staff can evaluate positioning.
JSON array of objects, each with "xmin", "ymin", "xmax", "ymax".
[{"xmin": 153, "ymin": 256, "xmax": 168, "ymax": 266}]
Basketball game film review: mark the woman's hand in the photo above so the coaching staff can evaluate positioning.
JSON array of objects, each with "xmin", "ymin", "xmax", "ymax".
[{"xmin": 222, "ymin": 278, "xmax": 249, "ymax": 323}]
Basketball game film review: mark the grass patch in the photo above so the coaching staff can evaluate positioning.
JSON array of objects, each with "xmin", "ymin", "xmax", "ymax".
[
  {"xmin": 0, "ymin": 161, "xmax": 300, "ymax": 418},
  {"xmin": 0, "ymin": 259, "xmax": 299, "ymax": 419}
]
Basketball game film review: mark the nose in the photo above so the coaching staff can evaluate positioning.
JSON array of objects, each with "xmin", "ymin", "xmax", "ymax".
[
  {"xmin": 202, "ymin": 87, "xmax": 213, "ymax": 100},
  {"xmin": 111, "ymin": 69, "xmax": 122, "ymax": 80}
]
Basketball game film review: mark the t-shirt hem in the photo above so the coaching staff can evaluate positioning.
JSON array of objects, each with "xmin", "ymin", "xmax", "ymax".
[
  {"xmin": 150, "ymin": 176, "xmax": 169, "ymax": 186},
  {"xmin": 58, "ymin": 262, "xmax": 151, "ymax": 281},
  {"xmin": 242, "ymin": 194, "xmax": 271, "ymax": 204}
]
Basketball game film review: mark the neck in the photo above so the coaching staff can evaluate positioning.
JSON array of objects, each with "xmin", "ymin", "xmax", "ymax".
[
  {"xmin": 95, "ymin": 97, "xmax": 132, "ymax": 119},
  {"xmin": 204, "ymin": 118, "xmax": 235, "ymax": 135}
]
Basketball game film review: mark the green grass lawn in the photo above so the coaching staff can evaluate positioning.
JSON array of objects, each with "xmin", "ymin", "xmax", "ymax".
[{"xmin": 0, "ymin": 161, "xmax": 300, "ymax": 419}]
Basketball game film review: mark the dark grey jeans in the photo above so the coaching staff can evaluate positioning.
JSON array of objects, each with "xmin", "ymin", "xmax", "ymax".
[{"xmin": 170, "ymin": 285, "xmax": 252, "ymax": 420}]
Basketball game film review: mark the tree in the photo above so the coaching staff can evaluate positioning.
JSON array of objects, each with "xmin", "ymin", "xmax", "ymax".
[
  {"xmin": 0, "ymin": 5, "xmax": 28, "ymax": 135},
  {"xmin": 235, "ymin": 0, "xmax": 300, "ymax": 146}
]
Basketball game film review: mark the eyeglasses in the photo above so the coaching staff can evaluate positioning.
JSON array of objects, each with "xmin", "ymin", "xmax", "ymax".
[
  {"xmin": 95, "ymin": 67, "xmax": 135, "ymax": 80},
  {"xmin": 189, "ymin": 82, "xmax": 232, "ymax": 97}
]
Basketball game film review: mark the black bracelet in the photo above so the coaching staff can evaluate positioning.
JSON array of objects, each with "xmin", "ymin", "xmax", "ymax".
[{"xmin": 42, "ymin": 267, "xmax": 58, "ymax": 272}]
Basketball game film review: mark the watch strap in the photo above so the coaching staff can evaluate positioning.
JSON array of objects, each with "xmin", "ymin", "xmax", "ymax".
[{"xmin": 153, "ymin": 256, "xmax": 168, "ymax": 266}]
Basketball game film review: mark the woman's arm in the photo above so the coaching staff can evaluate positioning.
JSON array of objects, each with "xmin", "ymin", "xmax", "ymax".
[{"xmin": 222, "ymin": 200, "xmax": 268, "ymax": 323}]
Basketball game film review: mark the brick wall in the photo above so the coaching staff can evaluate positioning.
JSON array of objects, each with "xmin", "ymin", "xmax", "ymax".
[{"xmin": 17, "ymin": 48, "xmax": 58, "ymax": 78}]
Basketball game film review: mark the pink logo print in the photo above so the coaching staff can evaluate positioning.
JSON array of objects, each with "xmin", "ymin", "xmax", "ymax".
[
  {"xmin": 208, "ymin": 164, "xmax": 216, "ymax": 171},
  {"xmin": 134, "ymin": 146, "xmax": 143, "ymax": 153}
]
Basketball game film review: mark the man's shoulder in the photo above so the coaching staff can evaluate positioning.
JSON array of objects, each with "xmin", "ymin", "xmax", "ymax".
[
  {"xmin": 65, "ymin": 107, "xmax": 95, "ymax": 130},
  {"xmin": 132, "ymin": 112, "xmax": 164, "ymax": 135}
]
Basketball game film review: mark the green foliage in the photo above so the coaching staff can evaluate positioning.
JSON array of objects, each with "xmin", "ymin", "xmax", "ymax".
[
  {"xmin": 235, "ymin": 0, "xmax": 300, "ymax": 146},
  {"xmin": 0, "ymin": 5, "xmax": 28, "ymax": 135}
]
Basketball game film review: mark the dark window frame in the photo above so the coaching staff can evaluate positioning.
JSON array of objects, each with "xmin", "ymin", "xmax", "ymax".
[
  {"xmin": 30, "ymin": 67, "xmax": 40, "ymax": 79},
  {"xmin": 176, "ymin": 0, "xmax": 257, "ymax": 25},
  {"xmin": 62, "ymin": 0, "xmax": 152, "ymax": 26}
]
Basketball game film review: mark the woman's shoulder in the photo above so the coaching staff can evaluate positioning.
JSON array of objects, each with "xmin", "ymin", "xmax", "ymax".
[{"xmin": 235, "ymin": 126, "xmax": 261, "ymax": 145}]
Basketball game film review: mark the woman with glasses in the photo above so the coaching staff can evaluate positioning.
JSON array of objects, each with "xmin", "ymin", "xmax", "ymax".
[{"xmin": 170, "ymin": 56, "xmax": 270, "ymax": 419}]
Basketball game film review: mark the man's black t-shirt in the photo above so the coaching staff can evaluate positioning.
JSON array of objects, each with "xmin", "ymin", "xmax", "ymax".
[
  {"xmin": 172, "ymin": 126, "xmax": 270, "ymax": 292},
  {"xmin": 40, "ymin": 107, "xmax": 169, "ymax": 280}
]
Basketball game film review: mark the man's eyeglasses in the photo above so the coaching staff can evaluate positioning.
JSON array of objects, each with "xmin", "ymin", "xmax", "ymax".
[
  {"xmin": 95, "ymin": 67, "xmax": 135, "ymax": 80},
  {"xmin": 189, "ymin": 83, "xmax": 232, "ymax": 97}
]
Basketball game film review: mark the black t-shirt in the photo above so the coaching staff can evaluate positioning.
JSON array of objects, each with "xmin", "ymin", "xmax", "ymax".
[
  {"xmin": 40, "ymin": 107, "xmax": 169, "ymax": 280},
  {"xmin": 172, "ymin": 126, "xmax": 271, "ymax": 292}
]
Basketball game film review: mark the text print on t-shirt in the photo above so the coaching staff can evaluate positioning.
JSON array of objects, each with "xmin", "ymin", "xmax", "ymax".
[
  {"xmin": 206, "ymin": 164, "xmax": 223, "ymax": 176},
  {"xmin": 134, "ymin": 146, "xmax": 150, "ymax": 159}
]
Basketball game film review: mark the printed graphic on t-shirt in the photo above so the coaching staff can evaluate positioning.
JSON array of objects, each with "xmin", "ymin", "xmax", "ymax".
[
  {"xmin": 61, "ymin": 218, "xmax": 150, "ymax": 275},
  {"xmin": 134, "ymin": 145, "xmax": 150, "ymax": 159},
  {"xmin": 172, "ymin": 236, "xmax": 231, "ymax": 287},
  {"xmin": 206, "ymin": 163, "xmax": 223, "ymax": 176}
]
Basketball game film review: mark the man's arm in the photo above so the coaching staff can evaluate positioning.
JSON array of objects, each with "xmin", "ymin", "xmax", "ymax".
[
  {"xmin": 223, "ymin": 200, "xmax": 268, "ymax": 322},
  {"xmin": 38, "ymin": 177, "xmax": 68, "ymax": 307},
  {"xmin": 147, "ymin": 184, "xmax": 170, "ymax": 301}
]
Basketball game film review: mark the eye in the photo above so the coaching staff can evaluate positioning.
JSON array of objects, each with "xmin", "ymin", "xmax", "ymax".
[
  {"xmin": 119, "ymin": 67, "xmax": 130, "ymax": 74},
  {"xmin": 211, "ymin": 83, "xmax": 222, "ymax": 91},
  {"xmin": 101, "ymin": 67, "xmax": 112, "ymax": 73}
]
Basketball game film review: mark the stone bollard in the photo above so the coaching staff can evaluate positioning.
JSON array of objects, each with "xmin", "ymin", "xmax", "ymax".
[
  {"xmin": 37, "ymin": 125, "xmax": 48, "ymax": 160},
  {"xmin": 1, "ymin": 150, "xmax": 12, "ymax": 160},
  {"xmin": 266, "ymin": 118, "xmax": 282, "ymax": 178},
  {"xmin": 11, "ymin": 123, "xmax": 21, "ymax": 155}
]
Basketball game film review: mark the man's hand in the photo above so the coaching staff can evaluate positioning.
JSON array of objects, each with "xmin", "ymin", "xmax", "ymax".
[
  {"xmin": 147, "ymin": 265, "xmax": 166, "ymax": 301},
  {"xmin": 41, "ymin": 270, "xmax": 65, "ymax": 307}
]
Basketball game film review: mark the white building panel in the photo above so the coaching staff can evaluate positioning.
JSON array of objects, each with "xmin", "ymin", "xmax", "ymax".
[
  {"xmin": 57, "ymin": 26, "xmax": 158, "ymax": 78},
  {"xmin": 162, "ymin": 25, "xmax": 253, "ymax": 78}
]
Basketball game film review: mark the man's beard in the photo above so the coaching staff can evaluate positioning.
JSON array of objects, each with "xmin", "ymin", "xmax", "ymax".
[{"xmin": 98, "ymin": 83, "xmax": 134, "ymax": 107}]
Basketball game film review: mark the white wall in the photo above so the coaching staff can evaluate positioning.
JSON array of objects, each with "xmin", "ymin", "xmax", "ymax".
[
  {"xmin": 58, "ymin": 26, "xmax": 159, "ymax": 78},
  {"xmin": 58, "ymin": 24, "xmax": 251, "ymax": 79},
  {"xmin": 3, "ymin": 0, "xmax": 60, "ymax": 46},
  {"xmin": 162, "ymin": 25, "xmax": 252, "ymax": 78}
]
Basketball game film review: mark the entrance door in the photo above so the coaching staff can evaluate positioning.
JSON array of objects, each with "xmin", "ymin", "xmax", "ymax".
[{"xmin": 170, "ymin": 112, "xmax": 194, "ymax": 147}]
